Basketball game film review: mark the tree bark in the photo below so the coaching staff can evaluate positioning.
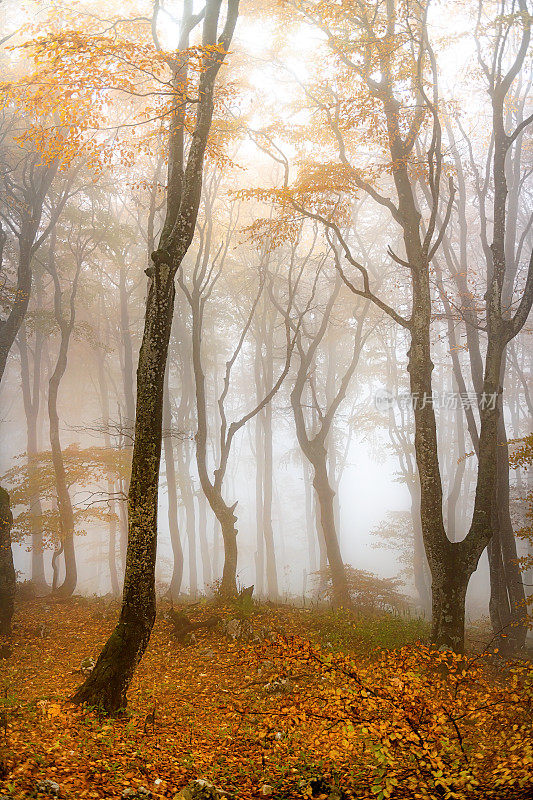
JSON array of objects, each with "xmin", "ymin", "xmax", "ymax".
[
  {"xmin": 72, "ymin": 265, "xmax": 176, "ymax": 712},
  {"xmin": 431, "ymin": 557, "xmax": 469, "ymax": 651},
  {"xmin": 71, "ymin": 0, "xmax": 240, "ymax": 711},
  {"xmin": 303, "ymin": 457, "xmax": 318, "ymax": 574},
  {"xmin": 197, "ymin": 491, "xmax": 212, "ymax": 591},
  {"xmin": 0, "ymin": 487, "xmax": 16, "ymax": 637}
]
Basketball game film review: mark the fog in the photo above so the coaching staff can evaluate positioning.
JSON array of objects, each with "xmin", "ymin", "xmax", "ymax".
[{"xmin": 0, "ymin": 0, "xmax": 531, "ymax": 634}]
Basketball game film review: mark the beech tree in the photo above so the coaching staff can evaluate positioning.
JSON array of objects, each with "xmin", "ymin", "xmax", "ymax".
[
  {"xmin": 266, "ymin": 0, "xmax": 532, "ymax": 650},
  {"xmin": 71, "ymin": 0, "xmax": 240, "ymax": 712},
  {"xmin": 0, "ymin": 106, "xmax": 80, "ymax": 624},
  {"xmin": 179, "ymin": 182, "xmax": 297, "ymax": 598}
]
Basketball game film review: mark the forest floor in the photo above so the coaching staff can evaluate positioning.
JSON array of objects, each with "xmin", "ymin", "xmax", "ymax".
[{"xmin": 0, "ymin": 597, "xmax": 532, "ymax": 800}]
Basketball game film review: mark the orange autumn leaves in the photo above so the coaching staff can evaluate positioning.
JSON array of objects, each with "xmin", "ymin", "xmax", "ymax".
[
  {"xmin": 1, "ymin": 601, "xmax": 532, "ymax": 799},
  {"xmin": 247, "ymin": 636, "xmax": 533, "ymax": 799},
  {"xmin": 2, "ymin": 11, "xmax": 239, "ymax": 175}
]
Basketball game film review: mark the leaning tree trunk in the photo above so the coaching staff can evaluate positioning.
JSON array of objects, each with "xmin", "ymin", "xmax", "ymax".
[
  {"xmin": 71, "ymin": 0, "xmax": 239, "ymax": 712},
  {"xmin": 72, "ymin": 274, "xmax": 176, "ymax": 713},
  {"xmin": 0, "ymin": 487, "xmax": 16, "ymax": 637}
]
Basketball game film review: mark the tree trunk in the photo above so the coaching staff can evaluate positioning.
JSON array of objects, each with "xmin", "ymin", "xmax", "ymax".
[
  {"xmin": 212, "ymin": 515, "xmax": 221, "ymax": 584},
  {"xmin": 96, "ymin": 330, "xmax": 120, "ymax": 597},
  {"xmin": 48, "ymin": 245, "xmax": 80, "ymax": 599},
  {"xmin": 190, "ymin": 303, "xmax": 239, "ymax": 597},
  {"xmin": 71, "ymin": 0, "xmax": 239, "ymax": 711},
  {"xmin": 179, "ymin": 447, "xmax": 197, "ymax": 597},
  {"xmin": 119, "ymin": 264, "xmax": 136, "ymax": 426},
  {"xmin": 107, "ymin": 485, "xmax": 120, "ymax": 598},
  {"xmin": 48, "ymin": 350, "xmax": 77, "ymax": 598},
  {"xmin": 408, "ymin": 478, "xmax": 431, "ymax": 615},
  {"xmin": 163, "ymin": 372, "xmax": 183, "ymax": 599},
  {"xmin": 446, "ymin": 386, "xmax": 466, "ymax": 543},
  {"xmin": 431, "ymin": 556, "xmax": 470, "ymax": 651},
  {"xmin": 0, "ymin": 241, "xmax": 32, "ymax": 383},
  {"xmin": 71, "ymin": 271, "xmax": 176, "ymax": 713},
  {"xmin": 118, "ymin": 478, "xmax": 128, "ymax": 576},
  {"xmin": 197, "ymin": 492, "xmax": 212, "ymax": 591},
  {"xmin": 0, "ymin": 487, "xmax": 16, "ymax": 637},
  {"xmin": 254, "ymin": 414, "xmax": 265, "ymax": 596},
  {"xmin": 254, "ymin": 345, "xmax": 265, "ymax": 596},
  {"xmin": 219, "ymin": 503, "xmax": 238, "ymax": 597},
  {"xmin": 303, "ymin": 458, "xmax": 318, "ymax": 574},
  {"xmin": 490, "ymin": 413, "xmax": 527, "ymax": 651},
  {"xmin": 312, "ymin": 453, "xmax": 351, "ymax": 608}
]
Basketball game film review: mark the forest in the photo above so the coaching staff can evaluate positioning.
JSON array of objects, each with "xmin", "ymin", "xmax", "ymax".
[{"xmin": 0, "ymin": 0, "xmax": 532, "ymax": 798}]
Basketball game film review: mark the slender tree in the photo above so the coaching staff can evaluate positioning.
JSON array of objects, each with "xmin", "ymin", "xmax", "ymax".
[
  {"xmin": 274, "ymin": 0, "xmax": 532, "ymax": 649},
  {"xmin": 72, "ymin": 0, "xmax": 240, "ymax": 712}
]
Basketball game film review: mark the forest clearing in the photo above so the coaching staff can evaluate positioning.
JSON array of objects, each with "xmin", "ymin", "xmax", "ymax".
[{"xmin": 0, "ymin": 597, "xmax": 532, "ymax": 800}]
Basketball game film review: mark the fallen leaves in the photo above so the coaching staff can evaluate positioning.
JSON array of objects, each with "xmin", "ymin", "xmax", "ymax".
[{"xmin": 0, "ymin": 599, "xmax": 532, "ymax": 799}]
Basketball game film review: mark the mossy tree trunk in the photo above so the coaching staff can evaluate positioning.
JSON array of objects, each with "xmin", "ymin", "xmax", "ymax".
[
  {"xmin": 0, "ymin": 487, "xmax": 16, "ymax": 637},
  {"xmin": 301, "ymin": 0, "xmax": 532, "ymax": 651},
  {"xmin": 71, "ymin": 271, "xmax": 176, "ymax": 712},
  {"xmin": 71, "ymin": 0, "xmax": 240, "ymax": 713}
]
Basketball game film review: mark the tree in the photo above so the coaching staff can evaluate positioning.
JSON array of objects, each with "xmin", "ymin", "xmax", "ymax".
[
  {"xmin": 265, "ymin": 0, "xmax": 532, "ymax": 650},
  {"xmin": 17, "ymin": 282, "xmax": 48, "ymax": 592},
  {"xmin": 71, "ymin": 0, "xmax": 240, "ymax": 713},
  {"xmin": 179, "ymin": 178, "xmax": 297, "ymax": 598},
  {"xmin": 283, "ymin": 262, "xmax": 371, "ymax": 607},
  {"xmin": 0, "ymin": 101, "xmax": 77, "ymax": 624},
  {"xmin": 163, "ymin": 365, "xmax": 184, "ymax": 598},
  {"xmin": 46, "ymin": 207, "xmax": 100, "ymax": 597},
  {"xmin": 0, "ymin": 113, "xmax": 74, "ymax": 381},
  {"xmin": 0, "ymin": 485, "xmax": 15, "ymax": 636}
]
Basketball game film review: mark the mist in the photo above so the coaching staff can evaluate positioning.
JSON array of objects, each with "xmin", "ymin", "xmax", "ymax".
[{"xmin": 0, "ymin": 1, "xmax": 532, "ymax": 796}]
